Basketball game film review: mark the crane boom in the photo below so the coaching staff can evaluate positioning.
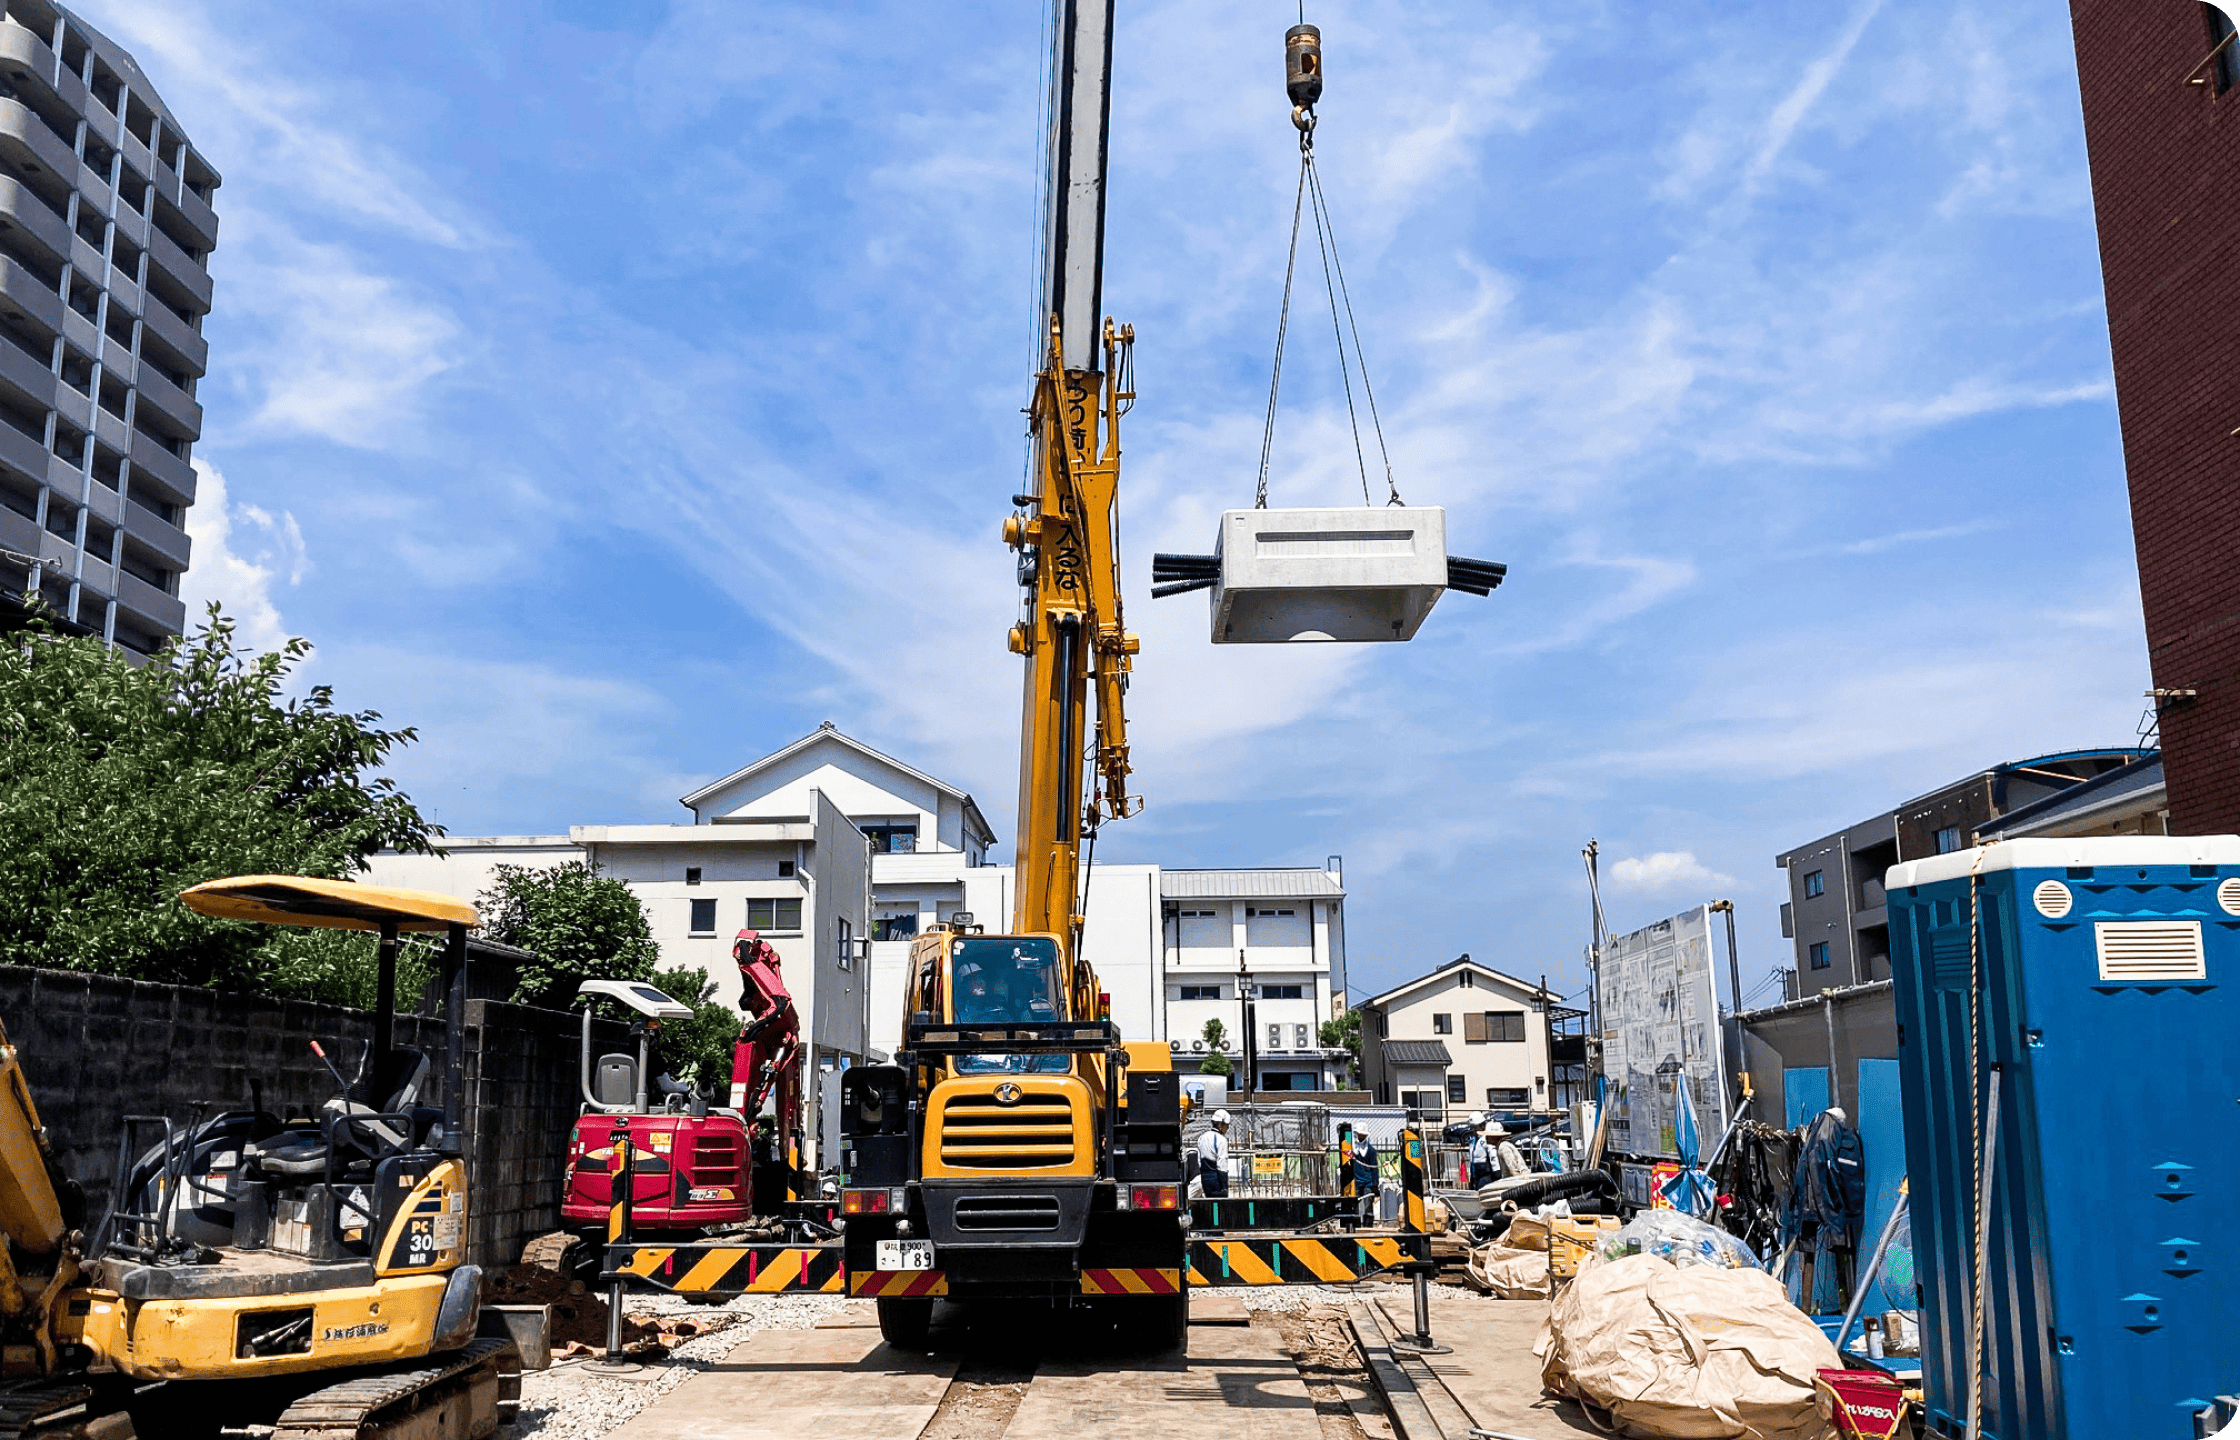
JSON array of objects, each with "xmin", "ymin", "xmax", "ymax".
[{"xmin": 1006, "ymin": 0, "xmax": 1136, "ymax": 952}]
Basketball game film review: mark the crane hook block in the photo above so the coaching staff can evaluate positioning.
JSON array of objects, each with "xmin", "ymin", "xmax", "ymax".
[{"xmin": 1286, "ymin": 24, "xmax": 1323, "ymax": 110}]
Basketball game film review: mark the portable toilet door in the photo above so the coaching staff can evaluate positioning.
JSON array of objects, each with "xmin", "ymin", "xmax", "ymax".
[{"xmin": 1884, "ymin": 836, "xmax": 2240, "ymax": 1440}]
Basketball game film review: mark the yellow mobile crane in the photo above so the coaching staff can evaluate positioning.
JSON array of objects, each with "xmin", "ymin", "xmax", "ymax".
[
  {"xmin": 601, "ymin": 2, "xmax": 1439, "ymax": 1347},
  {"xmin": 831, "ymin": 0, "xmax": 1192, "ymax": 1349}
]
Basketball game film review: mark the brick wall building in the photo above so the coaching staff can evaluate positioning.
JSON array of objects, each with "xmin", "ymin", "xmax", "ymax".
[{"xmin": 2071, "ymin": 1, "xmax": 2240, "ymax": 832}]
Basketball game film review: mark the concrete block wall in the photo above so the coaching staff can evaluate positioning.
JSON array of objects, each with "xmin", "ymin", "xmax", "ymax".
[
  {"xmin": 2071, "ymin": 2, "xmax": 2240, "ymax": 833},
  {"xmin": 0, "ymin": 965, "xmax": 616, "ymax": 1266}
]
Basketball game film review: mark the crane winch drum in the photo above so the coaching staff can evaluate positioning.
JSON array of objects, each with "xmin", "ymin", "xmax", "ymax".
[{"xmin": 1153, "ymin": 507, "xmax": 1504, "ymax": 643}]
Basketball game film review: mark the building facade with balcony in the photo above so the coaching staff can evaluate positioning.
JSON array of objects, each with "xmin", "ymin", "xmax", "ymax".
[{"xmin": 0, "ymin": 0, "xmax": 218, "ymax": 655}]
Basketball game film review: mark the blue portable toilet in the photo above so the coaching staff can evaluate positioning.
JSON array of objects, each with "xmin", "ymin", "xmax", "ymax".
[{"xmin": 1886, "ymin": 837, "xmax": 2240, "ymax": 1439}]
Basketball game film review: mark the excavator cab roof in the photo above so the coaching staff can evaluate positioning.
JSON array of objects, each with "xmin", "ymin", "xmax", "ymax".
[{"xmin": 179, "ymin": 875, "xmax": 479, "ymax": 932}]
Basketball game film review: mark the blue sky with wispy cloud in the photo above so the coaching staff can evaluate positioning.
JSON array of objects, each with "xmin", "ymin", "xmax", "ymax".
[{"xmin": 83, "ymin": 0, "xmax": 2144, "ymax": 1005}]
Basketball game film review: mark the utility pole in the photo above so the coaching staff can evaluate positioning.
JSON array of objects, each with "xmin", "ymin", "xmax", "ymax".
[{"xmin": 1237, "ymin": 948, "xmax": 1257, "ymax": 1097}]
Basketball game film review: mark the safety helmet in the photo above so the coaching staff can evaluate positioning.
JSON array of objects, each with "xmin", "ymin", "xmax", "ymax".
[
  {"xmin": 1211, "ymin": 1108, "xmax": 1231, "ymax": 1125},
  {"xmin": 1483, "ymin": 1121, "xmax": 1507, "ymax": 1137}
]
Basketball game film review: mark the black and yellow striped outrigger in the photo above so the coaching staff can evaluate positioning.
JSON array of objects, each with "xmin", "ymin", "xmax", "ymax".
[{"xmin": 599, "ymin": 1127, "xmax": 1437, "ymax": 1298}]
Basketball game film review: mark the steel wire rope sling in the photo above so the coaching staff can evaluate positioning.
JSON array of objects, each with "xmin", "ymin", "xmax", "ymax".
[{"xmin": 1253, "ymin": 22, "xmax": 1404, "ymax": 513}]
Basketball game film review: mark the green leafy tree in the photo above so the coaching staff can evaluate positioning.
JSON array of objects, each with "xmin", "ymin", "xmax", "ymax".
[
  {"xmin": 477, "ymin": 861, "xmax": 661, "ymax": 1006},
  {"xmin": 1318, "ymin": 1007, "xmax": 1363, "ymax": 1087},
  {"xmin": 476, "ymin": 862, "xmax": 738, "ymax": 1086},
  {"xmin": 647, "ymin": 965, "xmax": 745, "ymax": 1090},
  {"xmin": 1196, "ymin": 1017, "xmax": 1232, "ymax": 1078},
  {"xmin": 0, "ymin": 608, "xmax": 438, "ymax": 990}
]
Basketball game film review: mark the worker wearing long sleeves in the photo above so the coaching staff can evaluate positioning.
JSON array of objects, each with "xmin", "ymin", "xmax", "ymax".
[{"xmin": 1196, "ymin": 1109, "xmax": 1231, "ymax": 1197}]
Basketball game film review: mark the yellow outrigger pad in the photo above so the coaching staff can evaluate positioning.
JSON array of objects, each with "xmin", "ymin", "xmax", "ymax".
[{"xmin": 179, "ymin": 875, "xmax": 478, "ymax": 932}]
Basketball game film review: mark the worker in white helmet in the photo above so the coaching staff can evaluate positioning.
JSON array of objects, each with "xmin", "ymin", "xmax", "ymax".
[
  {"xmin": 1480, "ymin": 1119, "xmax": 1529, "ymax": 1182},
  {"xmin": 1196, "ymin": 1109, "xmax": 1232, "ymax": 1198}
]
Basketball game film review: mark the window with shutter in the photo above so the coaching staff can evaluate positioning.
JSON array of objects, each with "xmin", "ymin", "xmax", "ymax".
[{"xmin": 1463, "ymin": 1012, "xmax": 1489, "ymax": 1044}]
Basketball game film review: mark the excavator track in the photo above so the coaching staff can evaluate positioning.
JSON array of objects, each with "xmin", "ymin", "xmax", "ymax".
[
  {"xmin": 0, "ymin": 1382, "xmax": 114, "ymax": 1440},
  {"xmin": 270, "ymin": 1338, "xmax": 520, "ymax": 1440}
]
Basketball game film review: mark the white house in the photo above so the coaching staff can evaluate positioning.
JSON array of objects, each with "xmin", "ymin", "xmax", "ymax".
[{"xmin": 1361, "ymin": 955, "xmax": 1558, "ymax": 1118}]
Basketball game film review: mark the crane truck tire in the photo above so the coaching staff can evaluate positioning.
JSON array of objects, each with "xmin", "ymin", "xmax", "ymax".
[{"xmin": 875, "ymin": 1297, "xmax": 934, "ymax": 1351}]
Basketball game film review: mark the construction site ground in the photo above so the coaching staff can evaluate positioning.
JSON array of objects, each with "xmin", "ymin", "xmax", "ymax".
[{"xmin": 510, "ymin": 1278, "xmax": 1596, "ymax": 1440}]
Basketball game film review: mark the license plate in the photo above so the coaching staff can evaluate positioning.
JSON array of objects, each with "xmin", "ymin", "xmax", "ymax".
[{"xmin": 876, "ymin": 1239, "xmax": 934, "ymax": 1272}]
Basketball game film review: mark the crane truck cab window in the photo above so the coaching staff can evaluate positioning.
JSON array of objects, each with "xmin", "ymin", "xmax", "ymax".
[{"xmin": 950, "ymin": 936, "xmax": 1067, "ymax": 1074}]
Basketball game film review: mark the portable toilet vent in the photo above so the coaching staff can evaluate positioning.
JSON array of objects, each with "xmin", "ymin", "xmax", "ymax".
[
  {"xmin": 1152, "ymin": 507, "xmax": 1504, "ymax": 643},
  {"xmin": 1884, "ymin": 835, "xmax": 2240, "ymax": 1440}
]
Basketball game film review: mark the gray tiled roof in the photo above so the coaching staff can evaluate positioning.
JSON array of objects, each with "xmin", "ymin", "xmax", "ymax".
[
  {"xmin": 1160, "ymin": 869, "xmax": 1344, "ymax": 900},
  {"xmin": 1380, "ymin": 1040, "xmax": 1453, "ymax": 1067}
]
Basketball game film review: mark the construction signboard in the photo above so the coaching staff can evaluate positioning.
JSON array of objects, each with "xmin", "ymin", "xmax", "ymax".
[{"xmin": 1597, "ymin": 903, "xmax": 1731, "ymax": 1161}]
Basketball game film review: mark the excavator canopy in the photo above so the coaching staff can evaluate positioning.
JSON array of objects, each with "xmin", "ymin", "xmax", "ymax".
[{"xmin": 179, "ymin": 875, "xmax": 478, "ymax": 932}]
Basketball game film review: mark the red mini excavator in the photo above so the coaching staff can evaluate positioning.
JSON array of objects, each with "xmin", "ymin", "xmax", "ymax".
[{"xmin": 533, "ymin": 930, "xmax": 804, "ymax": 1275}]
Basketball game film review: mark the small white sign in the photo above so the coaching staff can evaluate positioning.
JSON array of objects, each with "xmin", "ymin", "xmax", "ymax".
[
  {"xmin": 875, "ymin": 1239, "xmax": 934, "ymax": 1272},
  {"xmin": 433, "ymin": 1212, "xmax": 464, "ymax": 1250}
]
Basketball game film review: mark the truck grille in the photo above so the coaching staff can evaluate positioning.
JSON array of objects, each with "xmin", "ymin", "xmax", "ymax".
[
  {"xmin": 938, "ymin": 1092, "xmax": 1078, "ymax": 1170},
  {"xmin": 953, "ymin": 1194, "xmax": 1062, "ymax": 1232}
]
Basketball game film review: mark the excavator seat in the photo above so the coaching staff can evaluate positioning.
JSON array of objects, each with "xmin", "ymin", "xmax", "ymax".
[
  {"xmin": 244, "ymin": 1050, "xmax": 437, "ymax": 1179},
  {"xmin": 593, "ymin": 1054, "xmax": 637, "ymax": 1108}
]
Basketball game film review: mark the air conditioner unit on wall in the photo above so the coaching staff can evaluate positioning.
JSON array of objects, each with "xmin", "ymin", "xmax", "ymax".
[{"xmin": 1192, "ymin": 1040, "xmax": 1205, "ymax": 1052}]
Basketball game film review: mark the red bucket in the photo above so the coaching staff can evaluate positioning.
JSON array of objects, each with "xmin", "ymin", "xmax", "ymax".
[{"xmin": 1814, "ymin": 1368, "xmax": 1908, "ymax": 1440}]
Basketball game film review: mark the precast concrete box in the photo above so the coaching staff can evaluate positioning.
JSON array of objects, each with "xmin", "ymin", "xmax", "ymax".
[{"xmin": 1208, "ymin": 507, "xmax": 1449, "ymax": 643}]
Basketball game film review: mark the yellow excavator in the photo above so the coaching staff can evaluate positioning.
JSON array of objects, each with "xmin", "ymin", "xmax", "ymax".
[{"xmin": 0, "ymin": 876, "xmax": 519, "ymax": 1440}]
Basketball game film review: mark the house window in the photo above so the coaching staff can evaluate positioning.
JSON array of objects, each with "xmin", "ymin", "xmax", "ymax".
[
  {"xmin": 1487, "ymin": 1087, "xmax": 1528, "ymax": 1107},
  {"xmin": 685, "ymin": 866, "xmax": 703, "ymax": 886},
  {"xmin": 1465, "ymin": 1011, "xmax": 1526, "ymax": 1043},
  {"xmin": 1377, "ymin": 1013, "xmax": 1389, "ymax": 1038},
  {"xmin": 1809, "ymin": 941, "xmax": 1831, "ymax": 970},
  {"xmin": 689, "ymin": 898, "xmax": 717, "ymax": 935},
  {"xmin": 1458, "ymin": 971, "xmax": 1474, "ymax": 988},
  {"xmin": 1176, "ymin": 984, "xmax": 1223, "ymax": 1001},
  {"xmin": 1400, "ymin": 1088, "xmax": 1435, "ymax": 1113},
  {"xmin": 862, "ymin": 823, "xmax": 917, "ymax": 854},
  {"xmin": 1803, "ymin": 869, "xmax": 1824, "ymax": 898},
  {"xmin": 874, "ymin": 913, "xmax": 919, "ymax": 942},
  {"xmin": 1261, "ymin": 984, "xmax": 1304, "ymax": 1000},
  {"xmin": 777, "ymin": 860, "xmax": 795, "ymax": 877},
  {"xmin": 1294, "ymin": 1024, "xmax": 1309, "ymax": 1049},
  {"xmin": 1446, "ymin": 1075, "xmax": 1467, "ymax": 1104},
  {"xmin": 1267, "ymin": 1023, "xmax": 1283, "ymax": 1050},
  {"xmin": 1432, "ymin": 1013, "xmax": 1452, "ymax": 1035},
  {"xmin": 837, "ymin": 916, "xmax": 853, "ymax": 971},
  {"xmin": 1245, "ymin": 907, "xmax": 1295, "ymax": 917},
  {"xmin": 748, "ymin": 897, "xmax": 803, "ymax": 932},
  {"xmin": 1935, "ymin": 827, "xmax": 1962, "ymax": 854}
]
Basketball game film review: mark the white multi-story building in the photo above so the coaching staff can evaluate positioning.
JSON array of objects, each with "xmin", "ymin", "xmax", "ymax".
[{"xmin": 1159, "ymin": 868, "xmax": 1351, "ymax": 1092}]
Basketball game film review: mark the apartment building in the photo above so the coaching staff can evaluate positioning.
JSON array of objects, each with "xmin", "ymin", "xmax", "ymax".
[
  {"xmin": 1360, "ymin": 955, "xmax": 1558, "ymax": 1117},
  {"xmin": 1775, "ymin": 748, "xmax": 2147, "ymax": 994},
  {"xmin": 0, "ymin": 0, "xmax": 216, "ymax": 654},
  {"xmin": 1159, "ymin": 867, "xmax": 1351, "ymax": 1091}
]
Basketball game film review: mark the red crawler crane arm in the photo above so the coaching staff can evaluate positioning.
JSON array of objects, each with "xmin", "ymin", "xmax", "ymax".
[{"xmin": 730, "ymin": 929, "xmax": 800, "ymax": 1138}]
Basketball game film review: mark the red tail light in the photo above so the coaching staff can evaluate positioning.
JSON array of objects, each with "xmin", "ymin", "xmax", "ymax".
[
  {"xmin": 1130, "ymin": 1184, "xmax": 1179, "ymax": 1211},
  {"xmin": 841, "ymin": 1187, "xmax": 891, "ymax": 1215}
]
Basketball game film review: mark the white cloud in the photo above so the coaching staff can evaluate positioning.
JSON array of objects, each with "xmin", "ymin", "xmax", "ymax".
[
  {"xmin": 178, "ymin": 459, "xmax": 307, "ymax": 653},
  {"xmin": 215, "ymin": 222, "xmax": 465, "ymax": 449},
  {"xmin": 1610, "ymin": 850, "xmax": 1734, "ymax": 894}
]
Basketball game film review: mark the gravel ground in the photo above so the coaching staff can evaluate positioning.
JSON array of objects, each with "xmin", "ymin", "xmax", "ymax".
[
  {"xmin": 513, "ymin": 1291, "xmax": 851, "ymax": 1440},
  {"xmin": 1234, "ymin": 1279, "xmax": 1488, "ymax": 1313}
]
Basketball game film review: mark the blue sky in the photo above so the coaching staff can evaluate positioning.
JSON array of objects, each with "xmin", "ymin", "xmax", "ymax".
[{"xmin": 87, "ymin": 0, "xmax": 2146, "ymax": 1007}]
